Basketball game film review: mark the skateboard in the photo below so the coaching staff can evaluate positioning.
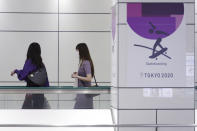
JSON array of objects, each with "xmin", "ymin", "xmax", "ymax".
[{"xmin": 149, "ymin": 47, "xmax": 168, "ymax": 59}]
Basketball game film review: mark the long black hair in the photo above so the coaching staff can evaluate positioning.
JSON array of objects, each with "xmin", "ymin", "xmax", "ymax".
[
  {"xmin": 76, "ymin": 43, "xmax": 94, "ymax": 77},
  {"xmin": 27, "ymin": 42, "xmax": 44, "ymax": 68}
]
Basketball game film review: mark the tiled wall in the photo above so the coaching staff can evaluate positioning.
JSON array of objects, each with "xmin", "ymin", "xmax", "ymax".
[
  {"xmin": 0, "ymin": 0, "xmax": 112, "ymax": 109},
  {"xmin": 195, "ymin": 0, "xmax": 197, "ymax": 84},
  {"xmin": 112, "ymin": 0, "xmax": 195, "ymax": 131},
  {"xmin": 0, "ymin": 0, "xmax": 112, "ymax": 85}
]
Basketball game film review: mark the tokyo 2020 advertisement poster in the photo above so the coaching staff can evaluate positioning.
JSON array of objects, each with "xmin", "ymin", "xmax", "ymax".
[{"xmin": 120, "ymin": 3, "xmax": 186, "ymax": 87}]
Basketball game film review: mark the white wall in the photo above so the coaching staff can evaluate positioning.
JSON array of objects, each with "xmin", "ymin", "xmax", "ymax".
[
  {"xmin": 0, "ymin": 0, "xmax": 112, "ymax": 109},
  {"xmin": 195, "ymin": 1, "xmax": 197, "ymax": 83},
  {"xmin": 0, "ymin": 0, "xmax": 112, "ymax": 86}
]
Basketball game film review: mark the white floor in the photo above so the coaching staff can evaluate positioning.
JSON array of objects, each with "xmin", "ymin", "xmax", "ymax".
[
  {"xmin": 0, "ymin": 109, "xmax": 114, "ymax": 131},
  {"xmin": 0, "ymin": 127, "xmax": 113, "ymax": 131},
  {"xmin": 0, "ymin": 109, "xmax": 113, "ymax": 125},
  {"xmin": 0, "ymin": 109, "xmax": 196, "ymax": 131}
]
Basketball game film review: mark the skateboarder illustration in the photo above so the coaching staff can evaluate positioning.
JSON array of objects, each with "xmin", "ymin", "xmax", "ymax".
[
  {"xmin": 148, "ymin": 22, "xmax": 169, "ymax": 59},
  {"xmin": 133, "ymin": 21, "xmax": 172, "ymax": 60}
]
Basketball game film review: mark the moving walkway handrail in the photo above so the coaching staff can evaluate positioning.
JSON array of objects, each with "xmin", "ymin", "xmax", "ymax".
[
  {"xmin": 0, "ymin": 124, "xmax": 196, "ymax": 127},
  {"xmin": 0, "ymin": 86, "xmax": 111, "ymax": 94}
]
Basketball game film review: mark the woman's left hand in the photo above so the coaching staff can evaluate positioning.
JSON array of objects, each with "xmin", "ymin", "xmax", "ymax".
[
  {"xmin": 11, "ymin": 70, "xmax": 16, "ymax": 76},
  {"xmin": 71, "ymin": 72, "xmax": 78, "ymax": 78}
]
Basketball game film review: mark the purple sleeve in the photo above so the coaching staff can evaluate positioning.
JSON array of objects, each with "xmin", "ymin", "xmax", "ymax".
[
  {"xmin": 15, "ymin": 60, "xmax": 36, "ymax": 81},
  {"xmin": 83, "ymin": 60, "xmax": 91, "ymax": 76}
]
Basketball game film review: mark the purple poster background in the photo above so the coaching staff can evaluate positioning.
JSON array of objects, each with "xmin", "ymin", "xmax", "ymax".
[{"xmin": 127, "ymin": 3, "xmax": 184, "ymax": 40}]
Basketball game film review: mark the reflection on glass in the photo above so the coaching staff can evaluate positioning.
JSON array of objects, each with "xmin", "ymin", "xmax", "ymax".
[
  {"xmin": 0, "ymin": 86, "xmax": 110, "ymax": 109},
  {"xmin": 143, "ymin": 88, "xmax": 173, "ymax": 98}
]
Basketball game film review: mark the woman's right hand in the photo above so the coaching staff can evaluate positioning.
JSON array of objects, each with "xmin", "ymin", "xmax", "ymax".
[{"xmin": 71, "ymin": 72, "xmax": 78, "ymax": 78}]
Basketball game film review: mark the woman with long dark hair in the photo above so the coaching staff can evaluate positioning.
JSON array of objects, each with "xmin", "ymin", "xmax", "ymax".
[
  {"xmin": 71, "ymin": 43, "xmax": 94, "ymax": 109},
  {"xmin": 11, "ymin": 42, "xmax": 49, "ymax": 109}
]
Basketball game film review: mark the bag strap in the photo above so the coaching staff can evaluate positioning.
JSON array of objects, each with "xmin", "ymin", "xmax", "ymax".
[{"xmin": 93, "ymin": 75, "xmax": 98, "ymax": 87}]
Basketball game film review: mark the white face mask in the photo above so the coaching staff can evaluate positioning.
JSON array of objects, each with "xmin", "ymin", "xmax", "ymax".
[
  {"xmin": 75, "ymin": 50, "xmax": 80, "ymax": 65},
  {"xmin": 76, "ymin": 50, "xmax": 79, "ymax": 55},
  {"xmin": 75, "ymin": 50, "xmax": 79, "ymax": 59}
]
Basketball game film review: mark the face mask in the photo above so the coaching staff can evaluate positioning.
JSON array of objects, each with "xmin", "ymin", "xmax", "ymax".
[{"xmin": 74, "ymin": 50, "xmax": 79, "ymax": 61}]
